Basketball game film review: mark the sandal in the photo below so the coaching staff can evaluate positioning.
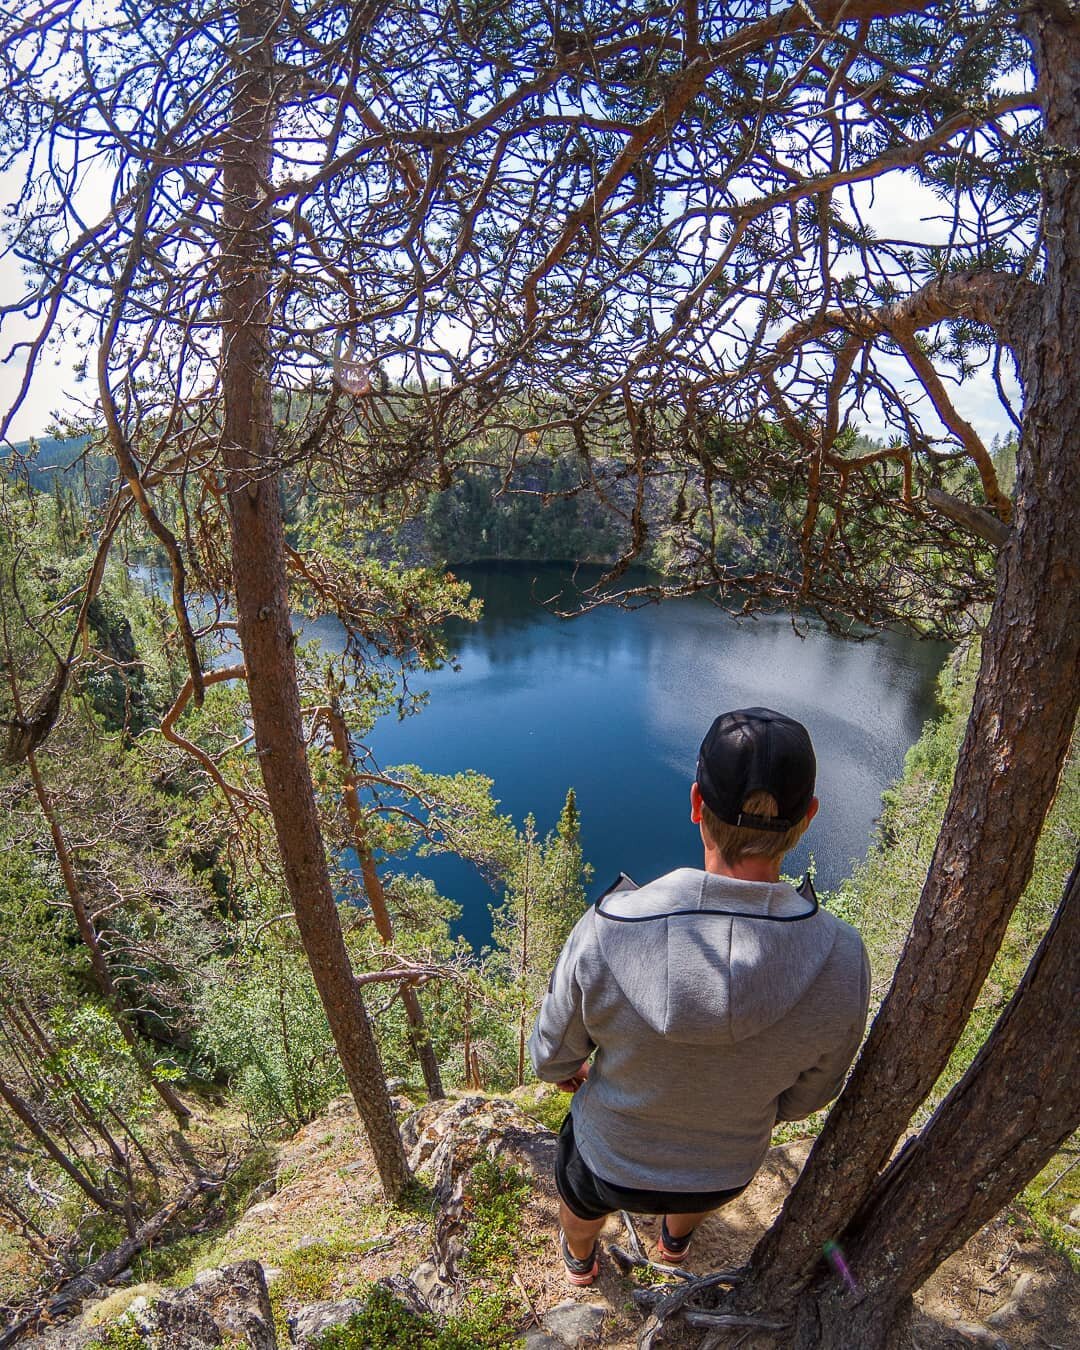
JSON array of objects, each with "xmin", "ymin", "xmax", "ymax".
[
  {"xmin": 657, "ymin": 1217, "xmax": 696, "ymax": 1264},
  {"xmin": 560, "ymin": 1230, "xmax": 600, "ymax": 1286}
]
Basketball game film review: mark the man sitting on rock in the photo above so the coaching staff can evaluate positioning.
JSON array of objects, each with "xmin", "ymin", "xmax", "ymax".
[{"xmin": 529, "ymin": 707, "xmax": 870, "ymax": 1285}]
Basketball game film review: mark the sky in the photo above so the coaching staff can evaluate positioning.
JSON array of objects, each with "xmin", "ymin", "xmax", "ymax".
[
  {"xmin": 0, "ymin": 258, "xmax": 1021, "ymax": 451},
  {"xmin": 0, "ymin": 123, "xmax": 1023, "ymax": 449}
]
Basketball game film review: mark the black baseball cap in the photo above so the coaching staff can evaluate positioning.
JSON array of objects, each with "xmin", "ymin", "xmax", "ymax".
[{"xmin": 696, "ymin": 708, "xmax": 816, "ymax": 832}]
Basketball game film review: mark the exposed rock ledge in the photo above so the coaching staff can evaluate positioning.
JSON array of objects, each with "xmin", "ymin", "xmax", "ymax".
[
  {"xmin": 14, "ymin": 1094, "xmax": 1080, "ymax": 1350},
  {"xmin": 18, "ymin": 1096, "xmax": 609, "ymax": 1349}
]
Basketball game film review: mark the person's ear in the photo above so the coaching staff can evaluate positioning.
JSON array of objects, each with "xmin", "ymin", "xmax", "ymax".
[
  {"xmin": 690, "ymin": 781, "xmax": 703, "ymax": 824},
  {"xmin": 805, "ymin": 796, "xmax": 819, "ymax": 825}
]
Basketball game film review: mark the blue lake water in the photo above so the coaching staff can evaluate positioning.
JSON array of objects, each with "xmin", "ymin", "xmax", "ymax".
[{"xmin": 304, "ymin": 563, "xmax": 948, "ymax": 951}]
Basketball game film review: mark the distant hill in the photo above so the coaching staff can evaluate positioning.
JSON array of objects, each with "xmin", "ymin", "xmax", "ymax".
[{"xmin": 2, "ymin": 434, "xmax": 114, "ymax": 498}]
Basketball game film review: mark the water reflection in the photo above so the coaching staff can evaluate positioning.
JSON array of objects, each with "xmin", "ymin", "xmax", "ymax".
[
  {"xmin": 138, "ymin": 561, "xmax": 946, "ymax": 950},
  {"xmin": 361, "ymin": 564, "xmax": 947, "ymax": 948}
]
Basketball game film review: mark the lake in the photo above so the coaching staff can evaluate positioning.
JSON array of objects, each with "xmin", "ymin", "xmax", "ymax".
[{"xmin": 304, "ymin": 563, "xmax": 948, "ymax": 951}]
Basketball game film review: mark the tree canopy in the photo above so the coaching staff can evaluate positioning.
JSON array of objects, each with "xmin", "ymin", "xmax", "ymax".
[
  {"xmin": 2, "ymin": 0, "xmax": 1035, "ymax": 631},
  {"xmin": 1, "ymin": 2, "xmax": 1078, "ymax": 1343}
]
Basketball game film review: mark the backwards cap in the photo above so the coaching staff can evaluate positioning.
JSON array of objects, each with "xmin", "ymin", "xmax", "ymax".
[{"xmin": 696, "ymin": 707, "xmax": 816, "ymax": 832}]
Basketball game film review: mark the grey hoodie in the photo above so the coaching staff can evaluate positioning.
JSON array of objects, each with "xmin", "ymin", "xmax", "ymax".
[{"xmin": 528, "ymin": 868, "xmax": 870, "ymax": 1191}]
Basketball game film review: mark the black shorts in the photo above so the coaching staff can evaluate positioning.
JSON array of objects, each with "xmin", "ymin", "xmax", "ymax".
[{"xmin": 554, "ymin": 1112, "xmax": 749, "ymax": 1223}]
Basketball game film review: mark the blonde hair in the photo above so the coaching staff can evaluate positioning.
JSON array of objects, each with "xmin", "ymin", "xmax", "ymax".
[{"xmin": 700, "ymin": 790, "xmax": 810, "ymax": 866}]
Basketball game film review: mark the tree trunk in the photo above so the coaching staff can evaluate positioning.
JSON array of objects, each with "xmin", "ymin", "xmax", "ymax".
[
  {"xmin": 219, "ymin": 0, "xmax": 409, "ymax": 1200},
  {"xmin": 517, "ymin": 852, "xmax": 530, "ymax": 1089},
  {"xmin": 0, "ymin": 1072, "xmax": 124, "ymax": 1219},
  {"xmin": 743, "ymin": 1, "xmax": 1080, "ymax": 1310},
  {"xmin": 791, "ymin": 850, "xmax": 1080, "ymax": 1349},
  {"xmin": 25, "ymin": 750, "xmax": 191, "ymax": 1126},
  {"xmin": 325, "ymin": 704, "xmax": 444, "ymax": 1100}
]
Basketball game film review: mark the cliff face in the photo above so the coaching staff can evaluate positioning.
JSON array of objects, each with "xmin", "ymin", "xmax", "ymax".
[{"xmin": 18, "ymin": 1093, "xmax": 1080, "ymax": 1350}]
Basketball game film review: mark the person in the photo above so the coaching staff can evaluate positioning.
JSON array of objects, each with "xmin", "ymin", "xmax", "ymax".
[{"xmin": 529, "ymin": 707, "xmax": 870, "ymax": 1286}]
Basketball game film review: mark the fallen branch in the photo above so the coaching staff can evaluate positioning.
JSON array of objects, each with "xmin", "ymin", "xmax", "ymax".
[
  {"xmin": 610, "ymin": 1242, "xmax": 697, "ymax": 1282},
  {"xmin": 613, "ymin": 1210, "xmax": 739, "ymax": 1283},
  {"xmin": 512, "ymin": 1270, "xmax": 541, "ymax": 1328},
  {"xmin": 1040, "ymin": 1151, "xmax": 1080, "ymax": 1198},
  {"xmin": 618, "ymin": 1209, "xmax": 650, "ymax": 1263},
  {"xmin": 637, "ymin": 1268, "xmax": 746, "ymax": 1350},
  {"xmin": 683, "ymin": 1310, "xmax": 791, "ymax": 1331},
  {"xmin": 0, "ymin": 1174, "xmax": 221, "ymax": 1348}
]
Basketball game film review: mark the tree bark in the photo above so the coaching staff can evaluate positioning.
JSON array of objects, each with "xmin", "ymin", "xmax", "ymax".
[
  {"xmin": 744, "ymin": 1, "xmax": 1080, "ymax": 1309},
  {"xmin": 219, "ymin": 0, "xmax": 409, "ymax": 1199},
  {"xmin": 325, "ymin": 704, "xmax": 444, "ymax": 1100},
  {"xmin": 794, "ymin": 850, "xmax": 1080, "ymax": 1349}
]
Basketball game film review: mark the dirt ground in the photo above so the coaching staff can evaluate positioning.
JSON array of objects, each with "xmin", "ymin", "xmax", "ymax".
[
  {"xmin": 540, "ymin": 1138, "xmax": 1080, "ymax": 1349},
  {"xmin": 238, "ymin": 1096, "xmax": 1080, "ymax": 1350},
  {"xmin": 133, "ymin": 1095, "xmax": 1080, "ymax": 1349}
]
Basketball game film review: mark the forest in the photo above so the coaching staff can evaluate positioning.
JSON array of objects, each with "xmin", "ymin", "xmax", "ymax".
[{"xmin": 0, "ymin": 1, "xmax": 1078, "ymax": 1348}]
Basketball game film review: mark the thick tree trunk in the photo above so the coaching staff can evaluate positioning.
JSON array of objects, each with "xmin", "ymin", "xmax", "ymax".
[
  {"xmin": 325, "ymin": 704, "xmax": 445, "ymax": 1100},
  {"xmin": 220, "ymin": 0, "xmax": 409, "ymax": 1199},
  {"xmin": 790, "ymin": 851, "xmax": 1080, "ymax": 1349},
  {"xmin": 743, "ymin": 1, "xmax": 1080, "ymax": 1311}
]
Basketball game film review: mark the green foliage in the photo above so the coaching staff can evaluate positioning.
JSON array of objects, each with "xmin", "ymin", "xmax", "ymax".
[
  {"xmin": 314, "ymin": 1283, "xmax": 431, "ymax": 1348},
  {"xmin": 485, "ymin": 791, "xmax": 592, "ymax": 1084},
  {"xmin": 0, "ymin": 824, "xmax": 65, "ymax": 991},
  {"xmin": 85, "ymin": 1317, "xmax": 146, "ymax": 1350},
  {"xmin": 312, "ymin": 1157, "xmax": 536, "ymax": 1347},
  {"xmin": 315, "ymin": 1283, "xmax": 515, "ymax": 1349},
  {"xmin": 369, "ymin": 773, "xmax": 596, "ymax": 1090},
  {"xmin": 352, "ymin": 766, "xmax": 595, "ymax": 1092},
  {"xmin": 992, "ymin": 436, "xmax": 1018, "ymax": 495},
  {"xmin": 829, "ymin": 643, "xmax": 977, "ymax": 989},
  {"xmin": 834, "ymin": 636, "xmax": 1079, "ymax": 1093},
  {"xmin": 197, "ymin": 943, "xmax": 344, "ymax": 1131},
  {"xmin": 0, "ymin": 484, "xmax": 185, "ymax": 733},
  {"xmin": 277, "ymin": 1235, "xmax": 368, "ymax": 1304},
  {"xmin": 341, "ymin": 873, "xmax": 469, "ymax": 1091},
  {"xmin": 398, "ymin": 765, "xmax": 519, "ymax": 880},
  {"xmin": 516, "ymin": 1083, "xmax": 572, "ymax": 1133},
  {"xmin": 285, "ymin": 497, "xmax": 487, "ymax": 789},
  {"xmin": 463, "ymin": 1156, "xmax": 533, "ymax": 1273},
  {"xmin": 83, "ymin": 594, "xmax": 157, "ymax": 735},
  {"xmin": 421, "ymin": 457, "xmax": 621, "ymax": 567},
  {"xmin": 1023, "ymin": 1150, "xmax": 1080, "ymax": 1272},
  {"xmin": 1, "ymin": 435, "xmax": 110, "ymax": 499},
  {"xmin": 131, "ymin": 1148, "xmax": 276, "ymax": 1285},
  {"xmin": 46, "ymin": 1003, "xmax": 157, "ymax": 1123}
]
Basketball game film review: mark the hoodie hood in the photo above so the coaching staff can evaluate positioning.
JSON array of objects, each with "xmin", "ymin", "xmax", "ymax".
[{"xmin": 593, "ymin": 868, "xmax": 838, "ymax": 1044}]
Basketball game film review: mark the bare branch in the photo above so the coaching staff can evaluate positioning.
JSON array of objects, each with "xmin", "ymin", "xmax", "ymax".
[
  {"xmin": 159, "ymin": 663, "xmax": 261, "ymax": 816},
  {"xmin": 925, "ymin": 487, "xmax": 1011, "ymax": 547}
]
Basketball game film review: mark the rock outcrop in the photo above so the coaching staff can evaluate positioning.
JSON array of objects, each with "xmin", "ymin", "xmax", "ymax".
[
  {"xmin": 402, "ymin": 1094, "xmax": 559, "ymax": 1318},
  {"xmin": 24, "ymin": 1261, "xmax": 275, "ymax": 1349},
  {"xmin": 11, "ymin": 1094, "xmax": 1077, "ymax": 1350},
  {"xmin": 17, "ymin": 1098, "xmax": 569, "ymax": 1349}
]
